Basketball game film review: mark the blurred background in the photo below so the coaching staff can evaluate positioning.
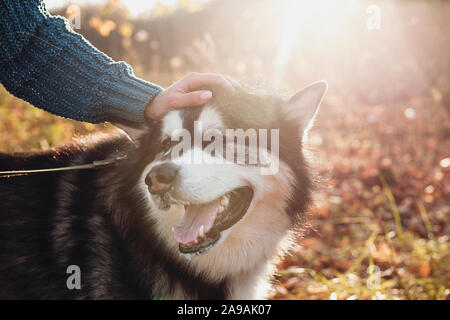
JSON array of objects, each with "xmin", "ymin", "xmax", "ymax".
[{"xmin": 0, "ymin": 0, "xmax": 448, "ymax": 299}]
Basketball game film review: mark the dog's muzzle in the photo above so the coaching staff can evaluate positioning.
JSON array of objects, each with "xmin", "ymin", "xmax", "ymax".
[
  {"xmin": 145, "ymin": 162, "xmax": 254, "ymax": 255},
  {"xmin": 145, "ymin": 163, "xmax": 180, "ymax": 195}
]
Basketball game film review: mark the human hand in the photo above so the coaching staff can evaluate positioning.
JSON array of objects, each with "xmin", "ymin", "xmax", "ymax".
[{"xmin": 145, "ymin": 72, "xmax": 239, "ymax": 120}]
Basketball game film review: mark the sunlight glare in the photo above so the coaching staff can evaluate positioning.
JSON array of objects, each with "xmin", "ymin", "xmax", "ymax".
[
  {"xmin": 274, "ymin": 0, "xmax": 363, "ymax": 87},
  {"xmin": 274, "ymin": 0, "xmax": 301, "ymax": 87},
  {"xmin": 123, "ymin": 0, "xmax": 158, "ymax": 16}
]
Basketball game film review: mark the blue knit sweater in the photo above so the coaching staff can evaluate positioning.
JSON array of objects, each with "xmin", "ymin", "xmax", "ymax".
[{"xmin": 0, "ymin": 0, "xmax": 162, "ymax": 124}]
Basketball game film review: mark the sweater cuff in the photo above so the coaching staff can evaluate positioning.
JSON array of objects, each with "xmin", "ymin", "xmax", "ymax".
[{"xmin": 98, "ymin": 67, "xmax": 163, "ymax": 124}]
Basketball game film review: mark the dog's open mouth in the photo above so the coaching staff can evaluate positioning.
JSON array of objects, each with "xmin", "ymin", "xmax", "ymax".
[{"xmin": 173, "ymin": 187, "xmax": 253, "ymax": 254}]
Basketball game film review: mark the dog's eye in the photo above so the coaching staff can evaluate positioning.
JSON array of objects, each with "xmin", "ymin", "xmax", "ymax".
[{"xmin": 162, "ymin": 138, "xmax": 174, "ymax": 153}]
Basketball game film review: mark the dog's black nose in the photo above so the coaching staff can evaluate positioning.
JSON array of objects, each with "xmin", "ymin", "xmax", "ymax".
[{"xmin": 146, "ymin": 163, "xmax": 179, "ymax": 195}]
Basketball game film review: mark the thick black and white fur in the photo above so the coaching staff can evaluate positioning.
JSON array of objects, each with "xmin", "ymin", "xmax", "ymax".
[{"xmin": 0, "ymin": 82, "xmax": 327, "ymax": 299}]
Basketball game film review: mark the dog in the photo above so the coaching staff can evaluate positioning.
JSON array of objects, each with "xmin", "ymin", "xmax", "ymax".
[{"xmin": 0, "ymin": 81, "xmax": 326, "ymax": 299}]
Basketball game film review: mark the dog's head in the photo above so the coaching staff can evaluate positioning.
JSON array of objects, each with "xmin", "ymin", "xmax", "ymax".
[{"xmin": 117, "ymin": 81, "xmax": 326, "ymax": 277}]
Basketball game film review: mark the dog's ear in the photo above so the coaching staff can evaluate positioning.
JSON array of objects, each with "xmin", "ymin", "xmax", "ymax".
[{"xmin": 284, "ymin": 81, "xmax": 327, "ymax": 134}]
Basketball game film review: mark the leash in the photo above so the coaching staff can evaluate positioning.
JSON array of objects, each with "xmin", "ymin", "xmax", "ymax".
[{"xmin": 0, "ymin": 155, "xmax": 127, "ymax": 178}]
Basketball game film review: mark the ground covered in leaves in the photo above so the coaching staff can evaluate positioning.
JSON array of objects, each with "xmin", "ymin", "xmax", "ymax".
[
  {"xmin": 0, "ymin": 87, "xmax": 448, "ymax": 300},
  {"xmin": 271, "ymin": 96, "xmax": 449, "ymax": 300}
]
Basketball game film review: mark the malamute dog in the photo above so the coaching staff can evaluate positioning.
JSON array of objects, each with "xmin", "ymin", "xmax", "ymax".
[{"xmin": 0, "ymin": 81, "xmax": 326, "ymax": 299}]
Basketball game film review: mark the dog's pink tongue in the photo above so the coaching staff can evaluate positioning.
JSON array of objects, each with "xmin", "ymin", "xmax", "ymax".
[{"xmin": 173, "ymin": 200, "xmax": 220, "ymax": 245}]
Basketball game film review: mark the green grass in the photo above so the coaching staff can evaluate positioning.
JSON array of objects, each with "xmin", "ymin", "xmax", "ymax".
[{"xmin": 273, "ymin": 232, "xmax": 449, "ymax": 300}]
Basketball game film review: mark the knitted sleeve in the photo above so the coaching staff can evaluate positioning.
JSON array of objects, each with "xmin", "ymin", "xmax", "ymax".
[{"xmin": 0, "ymin": 0, "xmax": 162, "ymax": 124}]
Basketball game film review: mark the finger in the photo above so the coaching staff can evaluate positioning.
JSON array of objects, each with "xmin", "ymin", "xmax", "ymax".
[
  {"xmin": 171, "ymin": 90, "xmax": 213, "ymax": 109},
  {"xmin": 181, "ymin": 73, "xmax": 234, "ymax": 92}
]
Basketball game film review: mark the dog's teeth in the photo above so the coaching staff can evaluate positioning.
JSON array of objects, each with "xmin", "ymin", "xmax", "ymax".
[
  {"xmin": 218, "ymin": 206, "xmax": 224, "ymax": 213},
  {"xmin": 220, "ymin": 196, "xmax": 229, "ymax": 207},
  {"xmin": 199, "ymin": 225, "xmax": 205, "ymax": 238}
]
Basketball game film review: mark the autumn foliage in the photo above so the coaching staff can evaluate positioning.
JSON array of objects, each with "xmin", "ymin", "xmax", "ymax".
[{"xmin": 0, "ymin": 0, "xmax": 448, "ymax": 300}]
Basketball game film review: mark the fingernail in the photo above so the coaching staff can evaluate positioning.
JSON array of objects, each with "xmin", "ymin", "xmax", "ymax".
[{"xmin": 200, "ymin": 91, "xmax": 213, "ymax": 100}]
